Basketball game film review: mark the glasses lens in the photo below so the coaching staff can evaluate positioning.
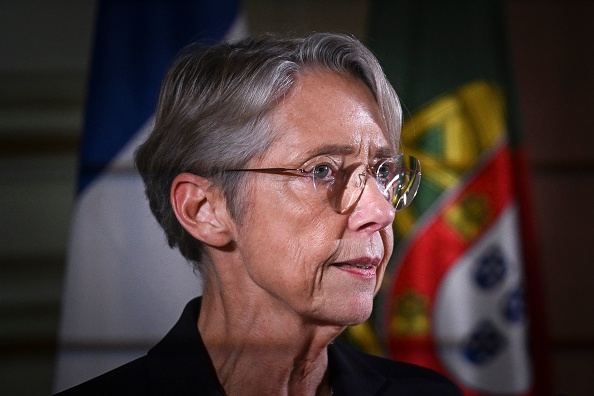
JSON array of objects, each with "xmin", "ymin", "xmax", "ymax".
[
  {"xmin": 384, "ymin": 155, "xmax": 421, "ymax": 211},
  {"xmin": 311, "ymin": 162, "xmax": 364, "ymax": 213},
  {"xmin": 311, "ymin": 156, "xmax": 421, "ymax": 213}
]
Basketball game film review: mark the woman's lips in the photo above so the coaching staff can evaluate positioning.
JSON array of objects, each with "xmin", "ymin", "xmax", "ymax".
[
  {"xmin": 331, "ymin": 257, "xmax": 380, "ymax": 277},
  {"xmin": 333, "ymin": 256, "xmax": 381, "ymax": 268}
]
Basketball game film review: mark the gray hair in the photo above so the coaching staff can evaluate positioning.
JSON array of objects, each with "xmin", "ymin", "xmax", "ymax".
[{"xmin": 135, "ymin": 33, "xmax": 402, "ymax": 272}]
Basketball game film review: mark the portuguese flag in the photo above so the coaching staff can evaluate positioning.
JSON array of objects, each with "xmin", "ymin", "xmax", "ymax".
[{"xmin": 346, "ymin": 1, "xmax": 551, "ymax": 394}]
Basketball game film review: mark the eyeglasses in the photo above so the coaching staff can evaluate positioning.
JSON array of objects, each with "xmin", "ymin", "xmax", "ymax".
[{"xmin": 225, "ymin": 155, "xmax": 421, "ymax": 214}]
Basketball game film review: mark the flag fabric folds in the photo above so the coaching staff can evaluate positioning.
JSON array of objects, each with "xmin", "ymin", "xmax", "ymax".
[
  {"xmin": 54, "ymin": 0, "xmax": 244, "ymax": 392},
  {"xmin": 348, "ymin": 1, "xmax": 550, "ymax": 394}
]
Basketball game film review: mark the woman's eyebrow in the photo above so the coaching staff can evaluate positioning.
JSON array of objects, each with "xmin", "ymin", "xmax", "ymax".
[
  {"xmin": 303, "ymin": 144, "xmax": 357, "ymax": 158},
  {"xmin": 302, "ymin": 144, "xmax": 397, "ymax": 159},
  {"xmin": 375, "ymin": 146, "xmax": 398, "ymax": 158}
]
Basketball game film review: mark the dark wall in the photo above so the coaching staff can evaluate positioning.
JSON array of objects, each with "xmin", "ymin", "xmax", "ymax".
[{"xmin": 0, "ymin": 1, "xmax": 591, "ymax": 395}]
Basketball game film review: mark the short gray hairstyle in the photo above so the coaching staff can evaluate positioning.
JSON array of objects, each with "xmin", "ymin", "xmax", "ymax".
[{"xmin": 135, "ymin": 33, "xmax": 402, "ymax": 272}]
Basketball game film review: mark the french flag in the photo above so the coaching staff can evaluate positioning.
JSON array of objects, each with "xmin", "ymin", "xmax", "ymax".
[{"xmin": 54, "ymin": 1, "xmax": 245, "ymax": 391}]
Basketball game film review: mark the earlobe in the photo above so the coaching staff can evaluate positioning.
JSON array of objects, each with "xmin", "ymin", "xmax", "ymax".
[{"xmin": 170, "ymin": 173, "xmax": 233, "ymax": 247}]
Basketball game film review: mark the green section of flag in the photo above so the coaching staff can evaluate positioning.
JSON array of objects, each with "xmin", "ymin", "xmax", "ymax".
[
  {"xmin": 366, "ymin": 0, "xmax": 509, "ymax": 112},
  {"xmin": 366, "ymin": 0, "xmax": 523, "ymax": 147}
]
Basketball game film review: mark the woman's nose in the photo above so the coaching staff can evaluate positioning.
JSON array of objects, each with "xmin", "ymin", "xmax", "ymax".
[{"xmin": 347, "ymin": 176, "xmax": 395, "ymax": 233}]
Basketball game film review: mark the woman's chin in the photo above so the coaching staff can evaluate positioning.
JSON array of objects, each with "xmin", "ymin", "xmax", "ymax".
[{"xmin": 312, "ymin": 296, "xmax": 375, "ymax": 328}]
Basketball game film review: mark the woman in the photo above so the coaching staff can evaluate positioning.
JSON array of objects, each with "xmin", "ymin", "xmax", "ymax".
[{"xmin": 58, "ymin": 33, "xmax": 460, "ymax": 395}]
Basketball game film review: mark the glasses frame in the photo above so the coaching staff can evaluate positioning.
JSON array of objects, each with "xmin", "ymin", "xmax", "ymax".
[{"xmin": 225, "ymin": 155, "xmax": 421, "ymax": 213}]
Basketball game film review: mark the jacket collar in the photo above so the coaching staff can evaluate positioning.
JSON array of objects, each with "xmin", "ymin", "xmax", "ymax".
[
  {"xmin": 146, "ymin": 297, "xmax": 224, "ymax": 395},
  {"xmin": 144, "ymin": 297, "xmax": 388, "ymax": 395},
  {"xmin": 328, "ymin": 342, "xmax": 387, "ymax": 395}
]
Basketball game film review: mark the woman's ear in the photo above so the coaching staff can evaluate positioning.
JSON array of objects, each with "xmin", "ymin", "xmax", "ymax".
[{"xmin": 170, "ymin": 173, "xmax": 233, "ymax": 247}]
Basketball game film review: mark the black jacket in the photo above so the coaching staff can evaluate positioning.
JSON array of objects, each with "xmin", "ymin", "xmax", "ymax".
[{"xmin": 56, "ymin": 297, "xmax": 462, "ymax": 395}]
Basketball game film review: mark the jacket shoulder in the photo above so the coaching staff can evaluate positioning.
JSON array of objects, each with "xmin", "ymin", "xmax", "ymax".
[
  {"xmin": 330, "ymin": 342, "xmax": 463, "ymax": 395},
  {"xmin": 54, "ymin": 356, "xmax": 150, "ymax": 396}
]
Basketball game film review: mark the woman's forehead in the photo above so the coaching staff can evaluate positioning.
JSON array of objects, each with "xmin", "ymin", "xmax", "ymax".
[{"xmin": 264, "ymin": 71, "xmax": 397, "ymax": 163}]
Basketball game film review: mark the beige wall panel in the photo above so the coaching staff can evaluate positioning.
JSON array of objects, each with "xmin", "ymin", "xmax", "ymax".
[
  {"xmin": 0, "ymin": 155, "xmax": 76, "ymax": 257},
  {"xmin": 552, "ymin": 348, "xmax": 594, "ymax": 396},
  {"xmin": 0, "ymin": 353, "xmax": 56, "ymax": 396},
  {"xmin": 532, "ymin": 173, "xmax": 594, "ymax": 339},
  {"xmin": 0, "ymin": 1, "xmax": 95, "ymax": 72},
  {"xmin": 507, "ymin": 2, "xmax": 594, "ymax": 165},
  {"xmin": 245, "ymin": 0, "xmax": 369, "ymax": 38}
]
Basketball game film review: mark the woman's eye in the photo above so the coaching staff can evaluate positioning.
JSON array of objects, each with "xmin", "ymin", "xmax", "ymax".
[
  {"xmin": 376, "ymin": 161, "xmax": 394, "ymax": 181},
  {"xmin": 312, "ymin": 164, "xmax": 333, "ymax": 180}
]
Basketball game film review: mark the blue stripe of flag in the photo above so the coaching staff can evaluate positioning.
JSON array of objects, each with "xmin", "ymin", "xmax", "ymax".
[{"xmin": 78, "ymin": 0, "xmax": 240, "ymax": 194}]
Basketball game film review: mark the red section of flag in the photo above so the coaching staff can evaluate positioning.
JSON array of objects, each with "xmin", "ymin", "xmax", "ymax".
[
  {"xmin": 385, "ymin": 143, "xmax": 520, "ymax": 384},
  {"xmin": 512, "ymin": 147, "xmax": 553, "ymax": 395}
]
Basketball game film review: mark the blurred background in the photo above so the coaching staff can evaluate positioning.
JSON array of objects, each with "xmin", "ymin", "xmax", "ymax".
[{"xmin": 1, "ymin": 0, "xmax": 593, "ymax": 394}]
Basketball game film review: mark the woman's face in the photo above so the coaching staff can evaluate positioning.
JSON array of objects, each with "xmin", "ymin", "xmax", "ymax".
[{"xmin": 234, "ymin": 70, "xmax": 396, "ymax": 327}]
